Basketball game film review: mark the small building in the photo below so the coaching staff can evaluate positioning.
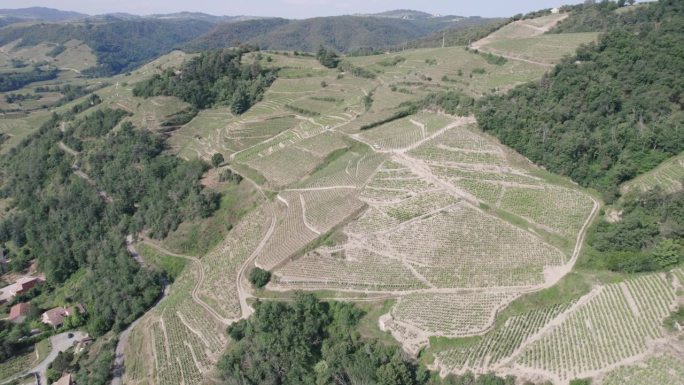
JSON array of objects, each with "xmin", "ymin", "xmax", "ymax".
[
  {"xmin": 54, "ymin": 373, "xmax": 74, "ymax": 385},
  {"xmin": 9, "ymin": 276, "xmax": 42, "ymax": 296},
  {"xmin": 41, "ymin": 305, "xmax": 84, "ymax": 329},
  {"xmin": 0, "ymin": 275, "xmax": 45, "ymax": 304},
  {"xmin": 551, "ymin": 7, "xmax": 560, "ymax": 14},
  {"xmin": 74, "ymin": 336, "xmax": 93, "ymax": 353},
  {"xmin": 8, "ymin": 302, "xmax": 31, "ymax": 324}
]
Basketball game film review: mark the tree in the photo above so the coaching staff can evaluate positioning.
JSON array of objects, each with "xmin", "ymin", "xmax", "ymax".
[
  {"xmin": 617, "ymin": 0, "xmax": 626, "ymax": 7},
  {"xmin": 248, "ymin": 267, "xmax": 271, "ymax": 288},
  {"xmin": 211, "ymin": 153, "xmax": 224, "ymax": 168},
  {"xmin": 652, "ymin": 240, "xmax": 681, "ymax": 269},
  {"xmin": 316, "ymin": 45, "xmax": 340, "ymax": 69},
  {"xmin": 230, "ymin": 87, "xmax": 250, "ymax": 115}
]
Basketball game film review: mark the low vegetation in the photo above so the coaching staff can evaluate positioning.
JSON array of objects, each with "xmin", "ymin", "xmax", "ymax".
[
  {"xmin": 133, "ymin": 48, "xmax": 276, "ymax": 112},
  {"xmin": 220, "ymin": 294, "xmax": 546, "ymax": 385}
]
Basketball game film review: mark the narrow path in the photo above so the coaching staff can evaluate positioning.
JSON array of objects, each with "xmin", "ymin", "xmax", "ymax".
[
  {"xmin": 111, "ymin": 239, "xmax": 169, "ymax": 385},
  {"xmin": 0, "ymin": 332, "xmax": 88, "ymax": 385}
]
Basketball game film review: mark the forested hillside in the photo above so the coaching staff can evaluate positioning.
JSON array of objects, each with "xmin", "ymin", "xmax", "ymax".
[
  {"xmin": 0, "ymin": 19, "xmax": 213, "ymax": 75},
  {"xmin": 187, "ymin": 15, "xmax": 498, "ymax": 53},
  {"xmin": 0, "ymin": 102, "xmax": 218, "ymax": 337},
  {"xmin": 476, "ymin": 0, "xmax": 684, "ymax": 199},
  {"xmin": 133, "ymin": 48, "xmax": 276, "ymax": 112}
]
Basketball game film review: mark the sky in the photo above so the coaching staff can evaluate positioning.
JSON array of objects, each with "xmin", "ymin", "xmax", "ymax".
[{"xmin": 0, "ymin": 0, "xmax": 588, "ymax": 19}]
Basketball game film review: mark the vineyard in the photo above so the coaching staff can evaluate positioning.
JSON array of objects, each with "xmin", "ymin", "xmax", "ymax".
[
  {"xmin": 109, "ymin": 13, "xmax": 660, "ymax": 385},
  {"xmin": 514, "ymin": 273, "xmax": 678, "ymax": 381},
  {"xmin": 392, "ymin": 292, "xmax": 517, "ymax": 337},
  {"xmin": 435, "ymin": 302, "xmax": 575, "ymax": 373},
  {"xmin": 601, "ymin": 354, "xmax": 684, "ymax": 385},
  {"xmin": 620, "ymin": 152, "xmax": 684, "ymax": 195}
]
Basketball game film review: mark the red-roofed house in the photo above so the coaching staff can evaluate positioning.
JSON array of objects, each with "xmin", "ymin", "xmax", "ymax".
[
  {"xmin": 41, "ymin": 307, "xmax": 69, "ymax": 329},
  {"xmin": 54, "ymin": 373, "xmax": 74, "ymax": 385},
  {"xmin": 10, "ymin": 276, "xmax": 41, "ymax": 296},
  {"xmin": 8, "ymin": 302, "xmax": 30, "ymax": 323},
  {"xmin": 41, "ymin": 305, "xmax": 84, "ymax": 329}
]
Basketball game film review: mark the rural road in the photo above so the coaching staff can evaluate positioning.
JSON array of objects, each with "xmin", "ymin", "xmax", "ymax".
[
  {"xmin": 32, "ymin": 331, "xmax": 87, "ymax": 385},
  {"xmin": 111, "ymin": 240, "xmax": 169, "ymax": 385}
]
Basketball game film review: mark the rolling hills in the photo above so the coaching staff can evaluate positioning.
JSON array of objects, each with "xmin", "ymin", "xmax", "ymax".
[{"xmin": 0, "ymin": 2, "xmax": 682, "ymax": 385}]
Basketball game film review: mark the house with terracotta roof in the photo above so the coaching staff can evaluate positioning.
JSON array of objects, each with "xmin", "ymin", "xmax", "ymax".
[
  {"xmin": 53, "ymin": 373, "xmax": 73, "ymax": 385},
  {"xmin": 0, "ymin": 275, "xmax": 46, "ymax": 304},
  {"xmin": 10, "ymin": 276, "xmax": 41, "ymax": 296},
  {"xmin": 8, "ymin": 302, "xmax": 31, "ymax": 323},
  {"xmin": 41, "ymin": 304, "xmax": 85, "ymax": 329}
]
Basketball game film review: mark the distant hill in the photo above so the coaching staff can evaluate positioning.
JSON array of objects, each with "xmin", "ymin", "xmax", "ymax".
[
  {"xmin": 0, "ymin": 19, "xmax": 213, "ymax": 75},
  {"xmin": 187, "ymin": 14, "xmax": 498, "ymax": 53},
  {"xmin": 370, "ymin": 9, "xmax": 434, "ymax": 19},
  {"xmin": 0, "ymin": 6, "xmax": 87, "ymax": 21}
]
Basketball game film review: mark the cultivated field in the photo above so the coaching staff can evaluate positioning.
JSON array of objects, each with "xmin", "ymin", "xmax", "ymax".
[
  {"xmin": 90, "ymin": 13, "xmax": 682, "ymax": 385},
  {"xmin": 621, "ymin": 152, "xmax": 684, "ymax": 195}
]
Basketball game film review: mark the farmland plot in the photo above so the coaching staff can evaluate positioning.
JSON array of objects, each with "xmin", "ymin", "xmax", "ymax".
[
  {"xmin": 273, "ymin": 246, "xmax": 427, "ymax": 290},
  {"xmin": 125, "ymin": 262, "xmax": 227, "ymax": 385},
  {"xmin": 391, "ymin": 292, "xmax": 517, "ymax": 337},
  {"xmin": 196, "ymin": 207, "xmax": 271, "ymax": 319},
  {"xmin": 600, "ymin": 354, "xmax": 684, "ymax": 385},
  {"xmin": 514, "ymin": 273, "xmax": 678, "ymax": 381},
  {"xmin": 620, "ymin": 152, "xmax": 684, "ymax": 195},
  {"xmin": 436, "ymin": 302, "xmax": 575, "ymax": 373}
]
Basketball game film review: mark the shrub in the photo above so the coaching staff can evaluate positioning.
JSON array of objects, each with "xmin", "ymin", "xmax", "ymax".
[{"xmin": 249, "ymin": 267, "xmax": 271, "ymax": 288}]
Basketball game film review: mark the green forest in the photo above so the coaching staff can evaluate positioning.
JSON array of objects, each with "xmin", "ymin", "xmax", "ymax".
[
  {"xmin": 0, "ymin": 104, "xmax": 219, "ymax": 340},
  {"xmin": 476, "ymin": 0, "xmax": 684, "ymax": 200},
  {"xmin": 133, "ymin": 48, "xmax": 276, "ymax": 112},
  {"xmin": 219, "ymin": 294, "xmax": 552, "ymax": 385},
  {"xmin": 0, "ymin": 66, "xmax": 58, "ymax": 92}
]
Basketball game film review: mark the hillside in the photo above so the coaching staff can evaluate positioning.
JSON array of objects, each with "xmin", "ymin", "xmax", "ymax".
[
  {"xmin": 0, "ymin": 2, "xmax": 682, "ymax": 385},
  {"xmin": 0, "ymin": 7, "xmax": 87, "ymax": 21},
  {"xmin": 187, "ymin": 14, "xmax": 499, "ymax": 53},
  {"xmin": 0, "ymin": 19, "xmax": 213, "ymax": 75},
  {"xmin": 476, "ymin": 0, "xmax": 684, "ymax": 198}
]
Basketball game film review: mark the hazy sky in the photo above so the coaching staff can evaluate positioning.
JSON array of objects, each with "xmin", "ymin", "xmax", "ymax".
[{"xmin": 0, "ymin": 0, "xmax": 587, "ymax": 19}]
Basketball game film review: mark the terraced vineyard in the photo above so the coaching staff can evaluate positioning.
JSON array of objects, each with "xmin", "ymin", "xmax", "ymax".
[
  {"xmin": 620, "ymin": 152, "xmax": 684, "ymax": 195},
  {"xmin": 601, "ymin": 354, "xmax": 684, "ymax": 385},
  {"xmin": 436, "ymin": 302, "xmax": 575, "ymax": 372},
  {"xmin": 109, "ymin": 12, "xmax": 681, "ymax": 385},
  {"xmin": 514, "ymin": 273, "xmax": 678, "ymax": 382}
]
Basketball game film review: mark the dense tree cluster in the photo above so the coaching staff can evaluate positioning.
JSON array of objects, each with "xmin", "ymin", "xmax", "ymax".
[
  {"xmin": 550, "ymin": 0, "xmax": 637, "ymax": 34},
  {"xmin": 476, "ymin": 0, "xmax": 684, "ymax": 198},
  {"xmin": 586, "ymin": 188, "xmax": 683, "ymax": 273},
  {"xmin": 0, "ymin": 66, "xmax": 58, "ymax": 92},
  {"xmin": 189, "ymin": 15, "xmax": 499, "ymax": 54},
  {"xmin": 316, "ymin": 46, "xmax": 340, "ymax": 68},
  {"xmin": 404, "ymin": 19, "xmax": 509, "ymax": 50},
  {"xmin": 0, "ymin": 105, "xmax": 219, "ymax": 337},
  {"xmin": 248, "ymin": 267, "xmax": 271, "ymax": 288},
  {"xmin": 219, "ymin": 294, "xmax": 548, "ymax": 385},
  {"xmin": 133, "ymin": 48, "xmax": 276, "ymax": 112}
]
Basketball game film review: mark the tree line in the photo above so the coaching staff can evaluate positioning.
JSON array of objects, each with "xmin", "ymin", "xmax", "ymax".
[
  {"xmin": 219, "ymin": 293, "xmax": 555, "ymax": 385},
  {"xmin": 475, "ymin": 0, "xmax": 684, "ymax": 201},
  {"xmin": 133, "ymin": 48, "xmax": 276, "ymax": 113},
  {"xmin": 0, "ymin": 104, "xmax": 219, "ymax": 340}
]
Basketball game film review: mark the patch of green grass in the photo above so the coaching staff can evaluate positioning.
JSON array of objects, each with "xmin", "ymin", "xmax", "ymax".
[
  {"xmin": 502, "ymin": 272, "xmax": 590, "ymax": 317},
  {"xmin": 0, "ymin": 349, "xmax": 35, "ymax": 380},
  {"xmin": 162, "ymin": 180, "xmax": 260, "ymax": 256},
  {"xmin": 356, "ymin": 299, "xmax": 400, "ymax": 347},
  {"xmin": 34, "ymin": 339, "xmax": 51, "ymax": 362},
  {"xmin": 137, "ymin": 243, "xmax": 188, "ymax": 281}
]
